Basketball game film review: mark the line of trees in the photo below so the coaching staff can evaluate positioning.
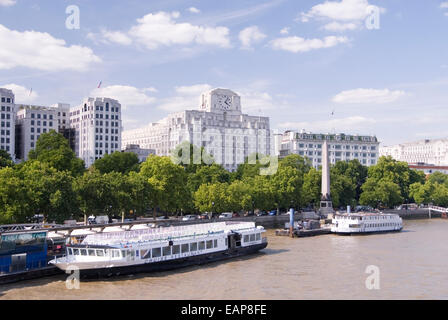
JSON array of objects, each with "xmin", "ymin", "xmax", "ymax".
[{"xmin": 0, "ymin": 130, "xmax": 442, "ymax": 225}]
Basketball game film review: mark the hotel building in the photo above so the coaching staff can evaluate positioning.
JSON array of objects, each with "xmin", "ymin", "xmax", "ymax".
[
  {"xmin": 122, "ymin": 88, "xmax": 271, "ymax": 171},
  {"xmin": 69, "ymin": 97, "xmax": 122, "ymax": 167},
  {"xmin": 380, "ymin": 138, "xmax": 448, "ymax": 166},
  {"xmin": 278, "ymin": 130, "xmax": 380, "ymax": 168},
  {"xmin": 0, "ymin": 88, "xmax": 16, "ymax": 160}
]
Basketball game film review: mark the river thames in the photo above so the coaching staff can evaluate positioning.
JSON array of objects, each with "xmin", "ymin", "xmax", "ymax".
[{"xmin": 1, "ymin": 219, "xmax": 447, "ymax": 299}]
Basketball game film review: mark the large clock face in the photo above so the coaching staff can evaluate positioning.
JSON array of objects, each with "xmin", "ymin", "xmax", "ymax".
[{"xmin": 217, "ymin": 94, "xmax": 232, "ymax": 110}]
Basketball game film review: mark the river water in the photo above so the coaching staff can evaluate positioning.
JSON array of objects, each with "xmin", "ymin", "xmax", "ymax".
[{"xmin": 1, "ymin": 219, "xmax": 448, "ymax": 300}]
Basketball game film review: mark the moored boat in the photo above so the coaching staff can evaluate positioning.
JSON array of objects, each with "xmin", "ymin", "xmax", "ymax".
[
  {"xmin": 331, "ymin": 212, "xmax": 403, "ymax": 235},
  {"xmin": 49, "ymin": 221, "xmax": 267, "ymax": 278}
]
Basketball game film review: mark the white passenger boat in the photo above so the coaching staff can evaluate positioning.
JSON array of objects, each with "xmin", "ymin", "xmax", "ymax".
[
  {"xmin": 331, "ymin": 212, "xmax": 403, "ymax": 235},
  {"xmin": 49, "ymin": 221, "xmax": 267, "ymax": 278}
]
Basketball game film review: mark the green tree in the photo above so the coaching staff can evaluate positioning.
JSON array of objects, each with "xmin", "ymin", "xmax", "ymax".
[
  {"xmin": 0, "ymin": 149, "xmax": 14, "ymax": 168},
  {"xmin": 366, "ymin": 156, "xmax": 425, "ymax": 201},
  {"xmin": 359, "ymin": 178, "xmax": 403, "ymax": 208},
  {"xmin": 140, "ymin": 155, "xmax": 189, "ymax": 217},
  {"xmin": 92, "ymin": 151, "xmax": 139, "ymax": 174},
  {"xmin": 270, "ymin": 165, "xmax": 303, "ymax": 211},
  {"xmin": 0, "ymin": 167, "xmax": 30, "ymax": 223},
  {"xmin": 332, "ymin": 159, "xmax": 367, "ymax": 201},
  {"xmin": 194, "ymin": 182, "xmax": 229, "ymax": 213},
  {"xmin": 226, "ymin": 180, "xmax": 252, "ymax": 213},
  {"xmin": 302, "ymin": 167, "xmax": 321, "ymax": 208},
  {"xmin": 427, "ymin": 172, "xmax": 448, "ymax": 186},
  {"xmin": 245, "ymin": 175, "xmax": 275, "ymax": 212},
  {"xmin": 18, "ymin": 161, "xmax": 78, "ymax": 223},
  {"xmin": 28, "ymin": 130, "xmax": 85, "ymax": 176}
]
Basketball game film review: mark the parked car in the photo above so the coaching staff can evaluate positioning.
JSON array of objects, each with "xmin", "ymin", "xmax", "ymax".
[
  {"xmin": 219, "ymin": 212, "xmax": 233, "ymax": 219},
  {"xmin": 198, "ymin": 214, "xmax": 209, "ymax": 220},
  {"xmin": 156, "ymin": 215, "xmax": 169, "ymax": 220},
  {"xmin": 182, "ymin": 215, "xmax": 197, "ymax": 221},
  {"xmin": 232, "ymin": 212, "xmax": 240, "ymax": 218},
  {"xmin": 268, "ymin": 210, "xmax": 277, "ymax": 216},
  {"xmin": 256, "ymin": 211, "xmax": 268, "ymax": 216}
]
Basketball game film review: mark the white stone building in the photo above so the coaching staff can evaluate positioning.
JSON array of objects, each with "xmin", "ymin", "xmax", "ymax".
[
  {"xmin": 278, "ymin": 130, "xmax": 379, "ymax": 168},
  {"xmin": 15, "ymin": 104, "xmax": 66, "ymax": 160},
  {"xmin": 0, "ymin": 88, "xmax": 16, "ymax": 160},
  {"xmin": 122, "ymin": 88, "xmax": 271, "ymax": 171},
  {"xmin": 69, "ymin": 97, "xmax": 122, "ymax": 167},
  {"xmin": 380, "ymin": 138, "xmax": 448, "ymax": 166},
  {"xmin": 122, "ymin": 144, "xmax": 155, "ymax": 163}
]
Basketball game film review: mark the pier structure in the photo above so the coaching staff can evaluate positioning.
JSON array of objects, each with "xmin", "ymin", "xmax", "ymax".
[{"xmin": 319, "ymin": 140, "xmax": 334, "ymax": 218}]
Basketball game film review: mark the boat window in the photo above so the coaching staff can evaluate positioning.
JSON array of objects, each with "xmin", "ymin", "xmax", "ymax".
[
  {"xmin": 68, "ymin": 248, "xmax": 73, "ymax": 255},
  {"xmin": 181, "ymin": 243, "xmax": 189, "ymax": 253},
  {"xmin": 250, "ymin": 234, "xmax": 255, "ymax": 242},
  {"xmin": 244, "ymin": 235, "xmax": 249, "ymax": 242},
  {"xmin": 152, "ymin": 248, "xmax": 161, "ymax": 258},
  {"xmin": 198, "ymin": 241, "xmax": 205, "ymax": 250},
  {"xmin": 172, "ymin": 245, "xmax": 180, "ymax": 254},
  {"xmin": 121, "ymin": 250, "xmax": 127, "ymax": 258},
  {"xmin": 88, "ymin": 249, "xmax": 96, "ymax": 256},
  {"xmin": 141, "ymin": 249, "xmax": 151, "ymax": 259},
  {"xmin": 163, "ymin": 246, "xmax": 171, "ymax": 256},
  {"xmin": 96, "ymin": 250, "xmax": 104, "ymax": 256},
  {"xmin": 80, "ymin": 249, "xmax": 87, "ymax": 256},
  {"xmin": 256, "ymin": 233, "xmax": 261, "ymax": 241},
  {"xmin": 73, "ymin": 248, "xmax": 79, "ymax": 255},
  {"xmin": 112, "ymin": 250, "xmax": 120, "ymax": 258},
  {"xmin": 214, "ymin": 239, "xmax": 218, "ymax": 248},
  {"xmin": 190, "ymin": 242, "xmax": 198, "ymax": 251},
  {"xmin": 225, "ymin": 238, "xmax": 228, "ymax": 246},
  {"xmin": 206, "ymin": 240, "xmax": 213, "ymax": 249}
]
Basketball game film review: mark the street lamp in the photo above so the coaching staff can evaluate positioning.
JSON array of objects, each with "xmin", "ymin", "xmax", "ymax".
[{"xmin": 212, "ymin": 201, "xmax": 215, "ymax": 218}]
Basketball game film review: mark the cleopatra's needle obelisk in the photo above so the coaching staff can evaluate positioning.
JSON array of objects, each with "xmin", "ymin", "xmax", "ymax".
[{"xmin": 319, "ymin": 140, "xmax": 334, "ymax": 218}]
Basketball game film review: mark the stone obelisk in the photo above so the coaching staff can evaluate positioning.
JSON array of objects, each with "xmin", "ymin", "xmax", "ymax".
[{"xmin": 319, "ymin": 140, "xmax": 334, "ymax": 218}]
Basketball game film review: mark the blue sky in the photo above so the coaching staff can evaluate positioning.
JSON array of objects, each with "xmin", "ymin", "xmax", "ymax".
[{"xmin": 0, "ymin": 0, "xmax": 448, "ymax": 146}]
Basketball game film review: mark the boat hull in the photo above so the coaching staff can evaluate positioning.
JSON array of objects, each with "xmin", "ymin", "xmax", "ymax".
[
  {"xmin": 65, "ymin": 243, "xmax": 268, "ymax": 279},
  {"xmin": 332, "ymin": 228, "xmax": 403, "ymax": 235}
]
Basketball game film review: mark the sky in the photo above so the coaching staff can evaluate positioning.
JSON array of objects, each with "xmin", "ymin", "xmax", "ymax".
[{"xmin": 0, "ymin": 0, "xmax": 448, "ymax": 146}]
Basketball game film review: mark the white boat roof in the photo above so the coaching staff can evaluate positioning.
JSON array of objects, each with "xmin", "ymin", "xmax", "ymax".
[
  {"xmin": 81, "ymin": 222, "xmax": 259, "ymax": 247},
  {"xmin": 335, "ymin": 212, "xmax": 400, "ymax": 217}
]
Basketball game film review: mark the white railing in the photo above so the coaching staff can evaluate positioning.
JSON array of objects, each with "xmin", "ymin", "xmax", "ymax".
[
  {"xmin": 428, "ymin": 205, "xmax": 448, "ymax": 213},
  {"xmin": 81, "ymin": 221, "xmax": 256, "ymax": 246}
]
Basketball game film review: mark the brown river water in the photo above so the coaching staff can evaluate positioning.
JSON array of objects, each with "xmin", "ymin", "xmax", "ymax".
[{"xmin": 1, "ymin": 219, "xmax": 448, "ymax": 300}]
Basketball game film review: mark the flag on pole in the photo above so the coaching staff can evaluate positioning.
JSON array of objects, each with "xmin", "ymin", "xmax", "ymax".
[{"xmin": 97, "ymin": 81, "xmax": 102, "ymax": 88}]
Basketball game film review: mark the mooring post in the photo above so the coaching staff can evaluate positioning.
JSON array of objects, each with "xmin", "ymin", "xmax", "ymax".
[{"xmin": 289, "ymin": 208, "xmax": 294, "ymax": 238}]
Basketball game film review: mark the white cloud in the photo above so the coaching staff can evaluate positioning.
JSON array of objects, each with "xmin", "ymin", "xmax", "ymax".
[
  {"xmin": 301, "ymin": 0, "xmax": 372, "ymax": 22},
  {"xmin": 280, "ymin": 27, "xmax": 290, "ymax": 35},
  {"xmin": 90, "ymin": 85, "xmax": 156, "ymax": 109},
  {"xmin": 129, "ymin": 11, "xmax": 231, "ymax": 49},
  {"xmin": 87, "ymin": 29, "xmax": 133, "ymax": 46},
  {"xmin": 0, "ymin": 24, "xmax": 100, "ymax": 71},
  {"xmin": 441, "ymin": 2, "xmax": 448, "ymax": 8},
  {"xmin": 0, "ymin": 0, "xmax": 16, "ymax": 7},
  {"xmin": 158, "ymin": 84, "xmax": 212, "ymax": 112},
  {"xmin": 238, "ymin": 26, "xmax": 266, "ymax": 49},
  {"xmin": 279, "ymin": 116, "xmax": 376, "ymax": 132},
  {"xmin": 299, "ymin": 0, "xmax": 384, "ymax": 31},
  {"xmin": 270, "ymin": 35, "xmax": 349, "ymax": 53},
  {"xmin": 188, "ymin": 7, "xmax": 201, "ymax": 14},
  {"xmin": 323, "ymin": 21, "xmax": 358, "ymax": 32},
  {"xmin": 332, "ymin": 88, "xmax": 405, "ymax": 104},
  {"xmin": 2, "ymin": 83, "xmax": 38, "ymax": 104}
]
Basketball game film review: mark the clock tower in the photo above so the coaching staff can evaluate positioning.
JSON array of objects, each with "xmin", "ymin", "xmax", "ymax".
[{"xmin": 200, "ymin": 88, "xmax": 242, "ymax": 114}]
